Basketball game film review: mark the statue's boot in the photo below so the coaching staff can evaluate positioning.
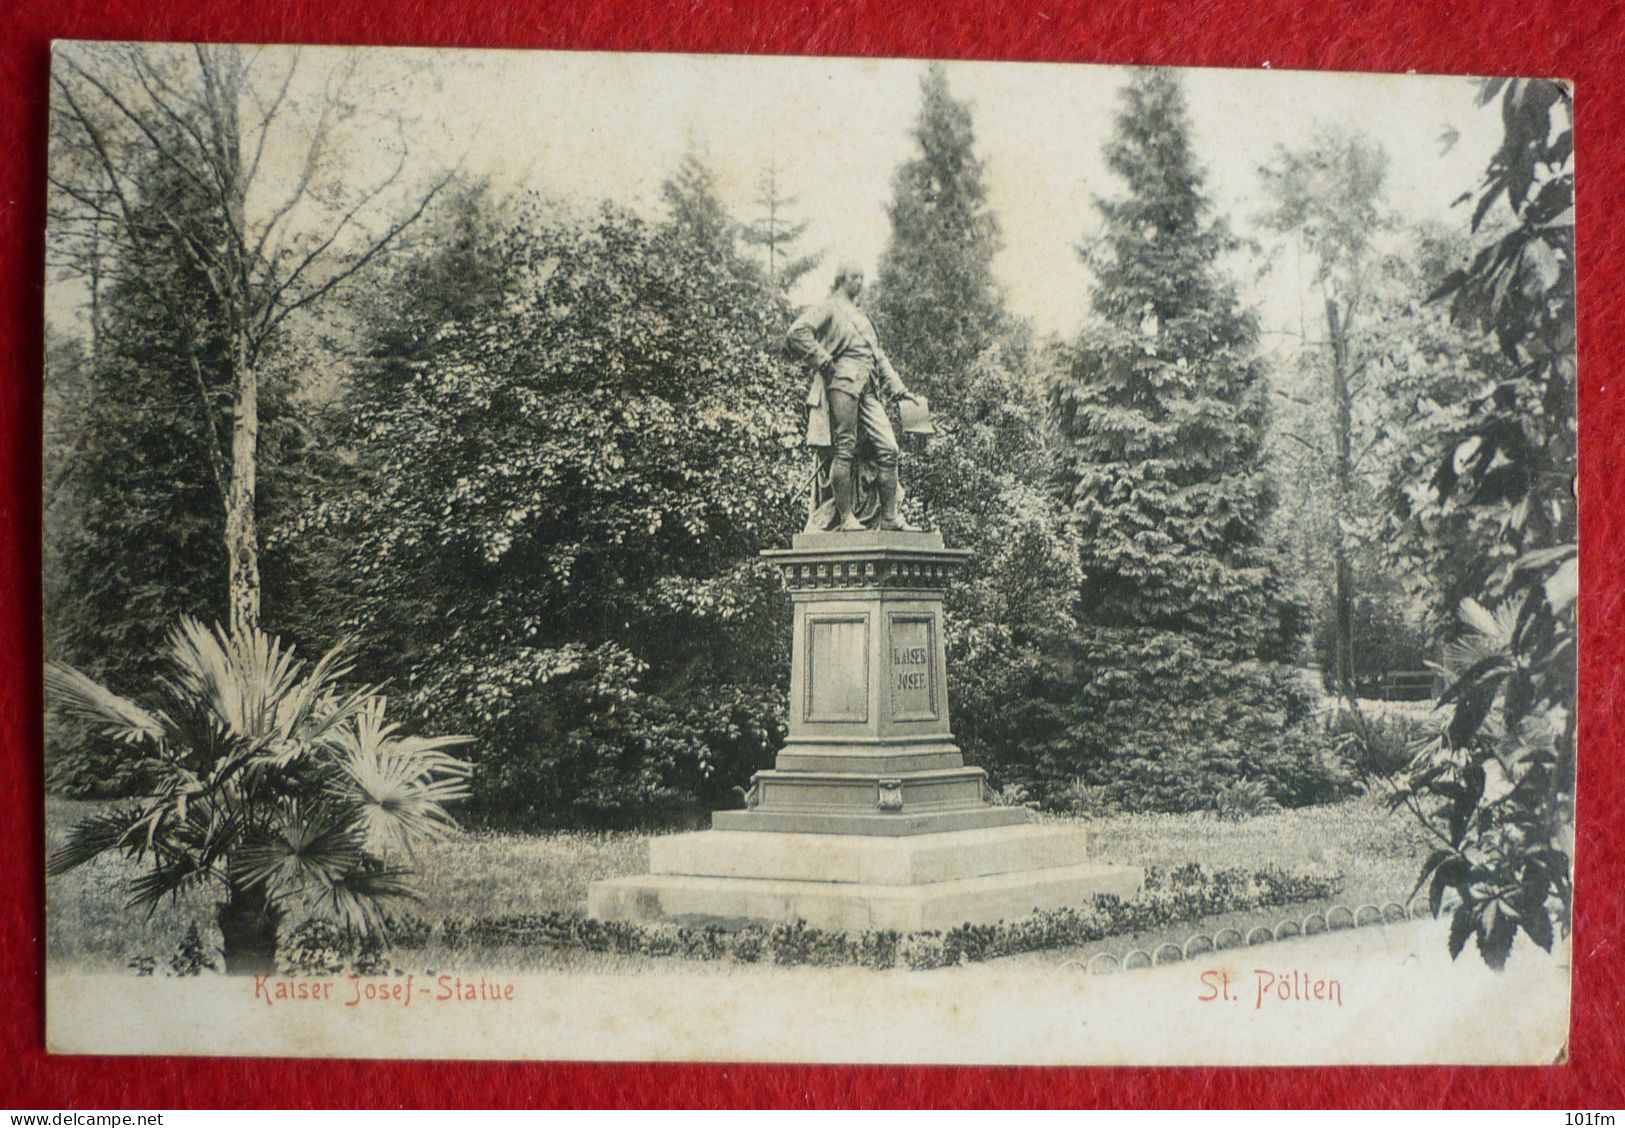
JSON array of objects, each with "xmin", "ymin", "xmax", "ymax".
[
  {"xmin": 832, "ymin": 458, "xmax": 865, "ymax": 532},
  {"xmin": 875, "ymin": 466, "xmax": 919, "ymax": 532}
]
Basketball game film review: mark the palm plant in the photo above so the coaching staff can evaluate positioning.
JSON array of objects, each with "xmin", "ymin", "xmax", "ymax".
[{"xmin": 46, "ymin": 617, "xmax": 472, "ymax": 974}]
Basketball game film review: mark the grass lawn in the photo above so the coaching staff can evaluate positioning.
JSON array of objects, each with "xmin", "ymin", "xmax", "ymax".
[
  {"xmin": 974, "ymin": 796, "xmax": 1430, "ymax": 974},
  {"xmin": 45, "ymin": 791, "xmax": 1431, "ymax": 975}
]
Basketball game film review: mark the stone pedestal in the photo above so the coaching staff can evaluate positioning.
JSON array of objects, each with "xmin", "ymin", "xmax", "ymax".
[{"xmin": 587, "ymin": 530, "xmax": 1142, "ymax": 931}]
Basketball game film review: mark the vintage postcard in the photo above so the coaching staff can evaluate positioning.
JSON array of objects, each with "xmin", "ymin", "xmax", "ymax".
[{"xmin": 41, "ymin": 43, "xmax": 1575, "ymax": 1063}]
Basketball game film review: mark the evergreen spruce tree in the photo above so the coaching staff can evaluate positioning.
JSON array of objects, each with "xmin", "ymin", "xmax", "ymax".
[
  {"xmin": 739, "ymin": 157, "xmax": 822, "ymax": 291},
  {"xmin": 1045, "ymin": 70, "xmax": 1338, "ymax": 812},
  {"xmin": 867, "ymin": 63, "xmax": 1082, "ymax": 785},
  {"xmin": 48, "ymin": 158, "xmax": 235, "ymax": 693},
  {"xmin": 660, "ymin": 146, "xmax": 736, "ymax": 256},
  {"xmin": 45, "ymin": 157, "xmax": 313, "ymax": 795},
  {"xmin": 49, "ymin": 243, "xmax": 228, "ymax": 693},
  {"xmin": 871, "ymin": 63, "xmax": 1006, "ymax": 405}
]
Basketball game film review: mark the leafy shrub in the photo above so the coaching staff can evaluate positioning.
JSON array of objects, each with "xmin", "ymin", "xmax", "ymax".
[
  {"xmin": 125, "ymin": 924, "xmax": 219, "ymax": 977},
  {"xmin": 315, "ymin": 205, "xmax": 807, "ymax": 832},
  {"xmin": 900, "ymin": 932, "xmax": 956, "ymax": 971},
  {"xmin": 351, "ymin": 935, "xmax": 393, "ymax": 976},
  {"xmin": 731, "ymin": 928, "xmax": 765, "ymax": 964},
  {"xmin": 852, "ymin": 930, "xmax": 902, "ymax": 970},
  {"xmin": 1250, "ymin": 863, "xmax": 1346, "ymax": 905},
  {"xmin": 439, "ymin": 918, "xmax": 470, "ymax": 952},
  {"xmin": 280, "ymin": 918, "xmax": 418, "ymax": 975},
  {"xmin": 1022, "ymin": 628, "xmax": 1352, "ymax": 813},
  {"xmin": 259, "ymin": 863, "xmax": 1343, "ymax": 976},
  {"xmin": 1390, "ymin": 80, "xmax": 1576, "ymax": 970},
  {"xmin": 766, "ymin": 920, "xmax": 858, "ymax": 967},
  {"xmin": 1325, "ymin": 705, "xmax": 1434, "ymax": 782},
  {"xmin": 168, "ymin": 923, "xmax": 217, "ymax": 977},
  {"xmin": 1212, "ymin": 779, "xmax": 1281, "ymax": 821}
]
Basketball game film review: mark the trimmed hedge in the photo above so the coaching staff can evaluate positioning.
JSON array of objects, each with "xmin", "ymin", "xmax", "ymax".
[{"xmin": 277, "ymin": 862, "xmax": 1342, "ymax": 975}]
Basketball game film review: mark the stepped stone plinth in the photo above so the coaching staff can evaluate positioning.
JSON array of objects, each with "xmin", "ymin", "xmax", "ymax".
[{"xmin": 587, "ymin": 529, "xmax": 1142, "ymax": 931}]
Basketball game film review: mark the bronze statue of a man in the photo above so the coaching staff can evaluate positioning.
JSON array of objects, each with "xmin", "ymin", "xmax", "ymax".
[{"xmin": 786, "ymin": 262, "xmax": 923, "ymax": 532}]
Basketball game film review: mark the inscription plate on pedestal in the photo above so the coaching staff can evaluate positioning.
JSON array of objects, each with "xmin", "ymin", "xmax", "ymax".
[
  {"xmin": 805, "ymin": 614, "xmax": 869, "ymax": 722},
  {"xmin": 888, "ymin": 613, "xmax": 938, "ymax": 722}
]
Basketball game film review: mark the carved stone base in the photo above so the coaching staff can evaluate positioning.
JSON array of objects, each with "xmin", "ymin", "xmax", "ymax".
[
  {"xmin": 587, "ymin": 825, "xmax": 1145, "ymax": 932},
  {"xmin": 744, "ymin": 765, "xmax": 992, "ymax": 818},
  {"xmin": 651, "ymin": 824, "xmax": 1095, "ymax": 884},
  {"xmin": 772, "ymin": 738, "xmax": 965, "ymax": 774},
  {"xmin": 586, "ymin": 529, "xmax": 1144, "ymax": 931},
  {"xmin": 711, "ymin": 806, "xmax": 1030, "ymax": 836}
]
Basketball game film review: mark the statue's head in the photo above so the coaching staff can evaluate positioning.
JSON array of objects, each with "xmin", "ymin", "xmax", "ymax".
[{"xmin": 831, "ymin": 261, "xmax": 865, "ymax": 299}]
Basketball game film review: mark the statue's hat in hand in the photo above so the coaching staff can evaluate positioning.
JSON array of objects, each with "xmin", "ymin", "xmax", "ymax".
[{"xmin": 899, "ymin": 393, "xmax": 934, "ymax": 435}]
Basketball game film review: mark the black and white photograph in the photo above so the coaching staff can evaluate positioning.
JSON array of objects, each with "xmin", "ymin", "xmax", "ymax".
[{"xmin": 40, "ymin": 43, "xmax": 1576, "ymax": 1063}]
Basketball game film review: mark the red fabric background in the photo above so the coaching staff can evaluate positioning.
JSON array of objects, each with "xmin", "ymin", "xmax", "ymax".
[{"xmin": 2, "ymin": 0, "xmax": 1620, "ymax": 1109}]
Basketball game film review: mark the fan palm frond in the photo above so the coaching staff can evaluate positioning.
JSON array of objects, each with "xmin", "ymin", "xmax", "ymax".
[
  {"xmin": 126, "ymin": 848, "xmax": 219, "ymax": 911},
  {"xmin": 1440, "ymin": 597, "xmax": 1519, "ymax": 680},
  {"xmin": 167, "ymin": 622, "xmax": 377, "ymax": 779},
  {"xmin": 48, "ymin": 616, "xmax": 471, "ymax": 951},
  {"xmin": 234, "ymin": 802, "xmax": 367, "ymax": 902},
  {"xmin": 319, "ymin": 864, "xmax": 422, "ymax": 934},
  {"xmin": 46, "ymin": 804, "xmax": 149, "ymax": 875},
  {"xmin": 44, "ymin": 661, "xmax": 164, "ymax": 746},
  {"xmin": 277, "ymin": 640, "xmax": 364, "ymax": 744},
  {"xmin": 330, "ymin": 698, "xmax": 472, "ymax": 856}
]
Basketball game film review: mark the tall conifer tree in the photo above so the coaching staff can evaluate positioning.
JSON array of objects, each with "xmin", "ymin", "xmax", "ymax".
[
  {"xmin": 740, "ymin": 157, "xmax": 822, "ymax": 291},
  {"xmin": 660, "ymin": 147, "xmax": 737, "ymax": 257},
  {"xmin": 867, "ymin": 64, "xmax": 1082, "ymax": 783},
  {"xmin": 1055, "ymin": 69, "xmax": 1299, "ymax": 660},
  {"xmin": 1044, "ymin": 70, "xmax": 1335, "ymax": 811},
  {"xmin": 871, "ymin": 63, "xmax": 1005, "ymax": 404}
]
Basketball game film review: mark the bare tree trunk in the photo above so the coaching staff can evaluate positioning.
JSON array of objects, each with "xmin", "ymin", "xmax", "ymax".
[
  {"xmin": 53, "ymin": 45, "xmax": 448, "ymax": 645},
  {"xmin": 88, "ymin": 212, "xmax": 103, "ymax": 366},
  {"xmin": 767, "ymin": 165, "xmax": 780, "ymax": 286},
  {"xmin": 226, "ymin": 343, "xmax": 260, "ymax": 638},
  {"xmin": 1326, "ymin": 296, "xmax": 1356, "ymax": 699},
  {"xmin": 208, "ymin": 48, "xmax": 261, "ymax": 640}
]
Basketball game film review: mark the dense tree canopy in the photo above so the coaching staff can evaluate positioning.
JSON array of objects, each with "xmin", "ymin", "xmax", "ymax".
[
  {"xmin": 314, "ymin": 194, "xmax": 805, "ymax": 825},
  {"xmin": 41, "ymin": 56, "xmax": 1572, "ymax": 905},
  {"xmin": 1396, "ymin": 78, "xmax": 1576, "ymax": 970}
]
